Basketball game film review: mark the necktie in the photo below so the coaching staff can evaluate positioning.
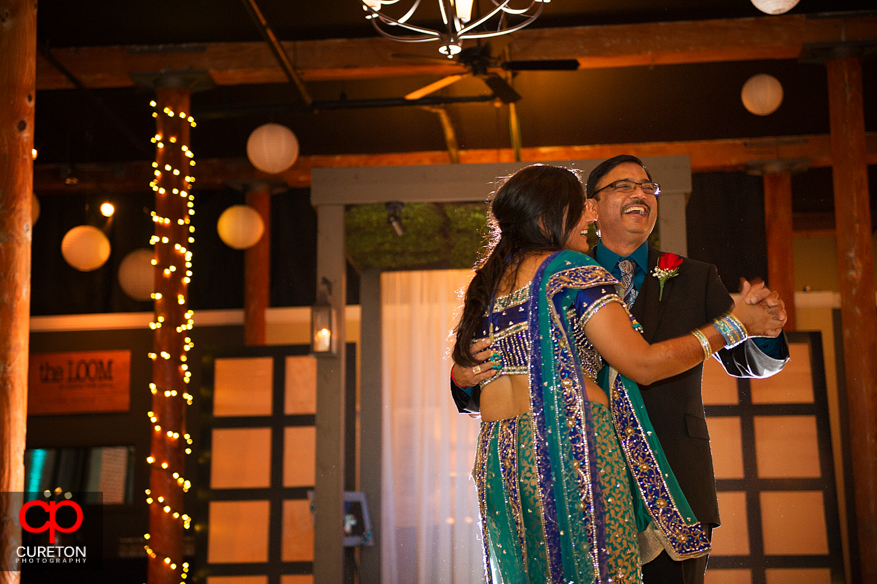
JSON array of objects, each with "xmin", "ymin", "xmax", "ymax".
[{"xmin": 618, "ymin": 259, "xmax": 638, "ymax": 307}]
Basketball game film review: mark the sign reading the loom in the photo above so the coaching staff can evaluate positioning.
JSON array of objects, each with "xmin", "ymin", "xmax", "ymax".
[{"xmin": 28, "ymin": 351, "xmax": 131, "ymax": 414}]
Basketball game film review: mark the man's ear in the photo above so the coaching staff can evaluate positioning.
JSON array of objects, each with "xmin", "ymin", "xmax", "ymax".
[{"xmin": 585, "ymin": 198, "xmax": 598, "ymax": 222}]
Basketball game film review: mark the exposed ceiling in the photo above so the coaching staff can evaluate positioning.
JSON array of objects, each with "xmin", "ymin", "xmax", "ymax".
[
  {"xmin": 32, "ymin": 0, "xmax": 877, "ymax": 168},
  {"xmin": 23, "ymin": 0, "xmax": 877, "ymax": 316}
]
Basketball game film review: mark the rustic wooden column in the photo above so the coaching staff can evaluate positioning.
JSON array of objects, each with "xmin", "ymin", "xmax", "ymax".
[
  {"xmin": 0, "ymin": 0, "xmax": 35, "ymax": 579},
  {"xmin": 762, "ymin": 171, "xmax": 797, "ymax": 329},
  {"xmin": 826, "ymin": 54, "xmax": 877, "ymax": 581},
  {"xmin": 748, "ymin": 159, "xmax": 806, "ymax": 331},
  {"xmin": 244, "ymin": 186, "xmax": 270, "ymax": 346},
  {"xmin": 146, "ymin": 86, "xmax": 194, "ymax": 584}
]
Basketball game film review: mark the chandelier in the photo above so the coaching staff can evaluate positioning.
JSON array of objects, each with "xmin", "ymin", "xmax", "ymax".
[{"xmin": 360, "ymin": 0, "xmax": 546, "ymax": 56}]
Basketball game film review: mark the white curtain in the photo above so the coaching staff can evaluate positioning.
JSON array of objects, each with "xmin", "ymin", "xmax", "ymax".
[{"xmin": 381, "ymin": 270, "xmax": 485, "ymax": 584}]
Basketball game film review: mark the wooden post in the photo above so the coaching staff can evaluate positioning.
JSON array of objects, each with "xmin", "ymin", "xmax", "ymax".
[
  {"xmin": 244, "ymin": 187, "xmax": 270, "ymax": 346},
  {"xmin": 313, "ymin": 205, "xmax": 346, "ymax": 584},
  {"xmin": 146, "ymin": 86, "xmax": 193, "ymax": 584},
  {"xmin": 0, "ymin": 0, "xmax": 35, "ymax": 579},
  {"xmin": 762, "ymin": 171, "xmax": 797, "ymax": 330},
  {"xmin": 359, "ymin": 270, "xmax": 382, "ymax": 583},
  {"xmin": 827, "ymin": 55, "xmax": 877, "ymax": 582}
]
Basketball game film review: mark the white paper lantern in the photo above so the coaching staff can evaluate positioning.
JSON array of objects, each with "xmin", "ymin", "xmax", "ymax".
[
  {"xmin": 750, "ymin": 0, "xmax": 799, "ymax": 15},
  {"xmin": 118, "ymin": 248, "xmax": 155, "ymax": 301},
  {"xmin": 217, "ymin": 204, "xmax": 265, "ymax": 249},
  {"xmin": 246, "ymin": 123, "xmax": 299, "ymax": 174},
  {"xmin": 741, "ymin": 74, "xmax": 784, "ymax": 116},
  {"xmin": 61, "ymin": 225, "xmax": 111, "ymax": 272}
]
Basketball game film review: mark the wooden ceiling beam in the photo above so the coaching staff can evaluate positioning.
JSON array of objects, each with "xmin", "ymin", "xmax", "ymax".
[
  {"xmin": 32, "ymin": 132, "xmax": 877, "ymax": 195},
  {"xmin": 35, "ymin": 14, "xmax": 877, "ymax": 90}
]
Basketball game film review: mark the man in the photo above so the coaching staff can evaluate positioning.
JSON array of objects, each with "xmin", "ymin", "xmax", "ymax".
[
  {"xmin": 581, "ymin": 154, "xmax": 789, "ymax": 583},
  {"xmin": 452, "ymin": 155, "xmax": 789, "ymax": 583}
]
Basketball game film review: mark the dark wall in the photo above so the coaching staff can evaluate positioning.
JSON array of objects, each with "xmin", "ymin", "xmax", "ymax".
[
  {"xmin": 687, "ymin": 171, "xmax": 769, "ymax": 293},
  {"xmin": 26, "ymin": 324, "xmax": 245, "ymax": 583},
  {"xmin": 687, "ymin": 166, "xmax": 877, "ymax": 293}
]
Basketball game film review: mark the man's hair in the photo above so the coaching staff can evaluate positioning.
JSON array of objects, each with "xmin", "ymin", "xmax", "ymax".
[{"xmin": 585, "ymin": 154, "xmax": 653, "ymax": 199}]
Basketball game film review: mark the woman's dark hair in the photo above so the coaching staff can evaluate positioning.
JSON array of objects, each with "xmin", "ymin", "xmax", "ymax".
[
  {"xmin": 585, "ymin": 154, "xmax": 652, "ymax": 199},
  {"xmin": 453, "ymin": 164, "xmax": 585, "ymax": 365}
]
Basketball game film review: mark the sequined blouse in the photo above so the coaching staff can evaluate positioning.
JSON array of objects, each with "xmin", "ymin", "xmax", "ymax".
[{"xmin": 473, "ymin": 281, "xmax": 625, "ymax": 389}]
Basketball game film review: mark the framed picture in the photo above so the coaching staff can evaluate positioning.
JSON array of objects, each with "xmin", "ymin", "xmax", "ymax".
[{"xmin": 307, "ymin": 490, "xmax": 373, "ymax": 547}]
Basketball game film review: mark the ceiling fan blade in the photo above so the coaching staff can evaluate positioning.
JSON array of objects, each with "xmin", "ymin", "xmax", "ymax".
[
  {"xmin": 481, "ymin": 73, "xmax": 521, "ymax": 103},
  {"xmin": 391, "ymin": 52, "xmax": 464, "ymax": 66},
  {"xmin": 405, "ymin": 74, "xmax": 469, "ymax": 100},
  {"xmin": 502, "ymin": 59, "xmax": 580, "ymax": 71}
]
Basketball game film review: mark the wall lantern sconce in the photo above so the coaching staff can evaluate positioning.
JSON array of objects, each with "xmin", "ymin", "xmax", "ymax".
[{"xmin": 311, "ymin": 277, "xmax": 337, "ymax": 356}]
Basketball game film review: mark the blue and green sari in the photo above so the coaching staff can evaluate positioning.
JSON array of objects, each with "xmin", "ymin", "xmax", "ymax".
[{"xmin": 472, "ymin": 251, "xmax": 711, "ymax": 584}]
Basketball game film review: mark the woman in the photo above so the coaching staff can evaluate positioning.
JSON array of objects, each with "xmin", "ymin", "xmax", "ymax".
[{"xmin": 451, "ymin": 164, "xmax": 782, "ymax": 584}]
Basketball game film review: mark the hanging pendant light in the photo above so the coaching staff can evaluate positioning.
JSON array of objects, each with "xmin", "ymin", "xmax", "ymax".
[
  {"xmin": 246, "ymin": 123, "xmax": 299, "ymax": 174},
  {"xmin": 741, "ymin": 74, "xmax": 784, "ymax": 116},
  {"xmin": 360, "ymin": 0, "xmax": 546, "ymax": 56},
  {"xmin": 750, "ymin": 0, "xmax": 799, "ymax": 15},
  {"xmin": 118, "ymin": 248, "xmax": 156, "ymax": 301},
  {"xmin": 217, "ymin": 204, "xmax": 265, "ymax": 249},
  {"xmin": 61, "ymin": 225, "xmax": 111, "ymax": 272}
]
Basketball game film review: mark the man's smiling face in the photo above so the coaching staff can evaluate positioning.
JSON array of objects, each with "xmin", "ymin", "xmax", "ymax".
[{"xmin": 588, "ymin": 162, "xmax": 658, "ymax": 253}]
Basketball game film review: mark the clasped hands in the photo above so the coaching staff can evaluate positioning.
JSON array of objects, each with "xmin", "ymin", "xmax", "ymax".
[{"xmin": 736, "ymin": 278, "xmax": 787, "ymax": 339}]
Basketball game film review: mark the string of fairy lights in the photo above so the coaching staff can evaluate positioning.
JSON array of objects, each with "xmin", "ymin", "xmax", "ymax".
[{"xmin": 142, "ymin": 97, "xmax": 197, "ymax": 584}]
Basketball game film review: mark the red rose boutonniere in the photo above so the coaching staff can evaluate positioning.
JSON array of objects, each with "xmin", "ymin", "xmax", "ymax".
[{"xmin": 652, "ymin": 252, "xmax": 683, "ymax": 301}]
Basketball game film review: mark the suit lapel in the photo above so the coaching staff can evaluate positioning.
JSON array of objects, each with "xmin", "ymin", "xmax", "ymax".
[{"xmin": 635, "ymin": 245, "xmax": 674, "ymax": 344}]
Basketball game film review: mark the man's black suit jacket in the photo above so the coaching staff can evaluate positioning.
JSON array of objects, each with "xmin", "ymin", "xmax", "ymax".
[{"xmin": 606, "ymin": 245, "xmax": 789, "ymax": 526}]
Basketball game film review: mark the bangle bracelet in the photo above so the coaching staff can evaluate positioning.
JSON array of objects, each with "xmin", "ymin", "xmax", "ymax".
[
  {"xmin": 691, "ymin": 329, "xmax": 712, "ymax": 361},
  {"xmin": 726, "ymin": 313, "xmax": 748, "ymax": 338},
  {"xmin": 711, "ymin": 313, "xmax": 748, "ymax": 349}
]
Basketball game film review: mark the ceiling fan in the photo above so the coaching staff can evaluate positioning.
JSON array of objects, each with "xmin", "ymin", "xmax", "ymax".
[{"xmin": 395, "ymin": 43, "xmax": 579, "ymax": 103}]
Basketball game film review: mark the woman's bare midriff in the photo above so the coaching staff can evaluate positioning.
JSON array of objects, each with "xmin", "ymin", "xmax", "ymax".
[
  {"xmin": 477, "ymin": 252, "xmax": 611, "ymax": 422},
  {"xmin": 480, "ymin": 373, "xmax": 609, "ymax": 422}
]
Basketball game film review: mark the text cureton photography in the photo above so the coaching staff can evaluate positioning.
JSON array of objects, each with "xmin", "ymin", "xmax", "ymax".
[{"xmin": 4, "ymin": 491, "xmax": 103, "ymax": 573}]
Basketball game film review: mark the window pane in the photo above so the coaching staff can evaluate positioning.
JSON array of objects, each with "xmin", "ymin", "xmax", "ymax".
[
  {"xmin": 214, "ymin": 357, "xmax": 273, "ymax": 416},
  {"xmin": 765, "ymin": 568, "xmax": 831, "ymax": 584},
  {"xmin": 282, "ymin": 500, "xmax": 315, "ymax": 562},
  {"xmin": 760, "ymin": 491, "xmax": 828, "ymax": 555},
  {"xmin": 708, "ymin": 417, "xmax": 744, "ymax": 479},
  {"xmin": 207, "ymin": 577, "xmax": 268, "ymax": 584},
  {"xmin": 702, "ymin": 356, "xmax": 739, "ymax": 405},
  {"xmin": 208, "ymin": 500, "xmax": 270, "ymax": 563},
  {"xmin": 754, "ymin": 416, "xmax": 821, "ymax": 478},
  {"xmin": 284, "ymin": 427, "xmax": 316, "ymax": 487},
  {"xmin": 285, "ymin": 356, "xmax": 317, "ymax": 414},
  {"xmin": 705, "ymin": 569, "xmax": 752, "ymax": 584},
  {"xmin": 212, "ymin": 428, "xmax": 272, "ymax": 489},
  {"xmin": 281, "ymin": 576, "xmax": 314, "ymax": 584},
  {"xmin": 711, "ymin": 492, "xmax": 749, "ymax": 556}
]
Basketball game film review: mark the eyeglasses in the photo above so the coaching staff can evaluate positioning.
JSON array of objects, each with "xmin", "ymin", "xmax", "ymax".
[{"xmin": 591, "ymin": 179, "xmax": 661, "ymax": 197}]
